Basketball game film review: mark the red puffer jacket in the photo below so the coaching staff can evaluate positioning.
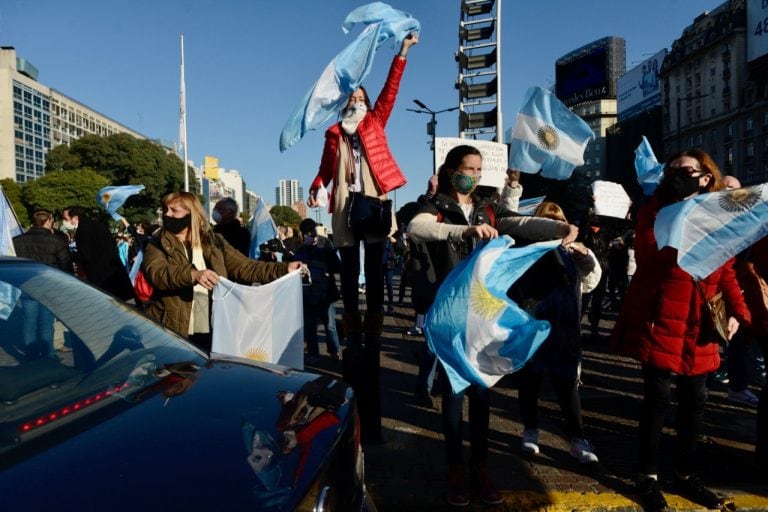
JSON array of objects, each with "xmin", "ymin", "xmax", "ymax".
[
  {"xmin": 310, "ymin": 55, "xmax": 408, "ymax": 208},
  {"xmin": 611, "ymin": 196, "xmax": 751, "ymax": 375}
]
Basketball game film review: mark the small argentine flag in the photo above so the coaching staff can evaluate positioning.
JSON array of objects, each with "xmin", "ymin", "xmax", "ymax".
[
  {"xmin": 635, "ymin": 136, "xmax": 664, "ymax": 195},
  {"xmin": 508, "ymin": 86, "xmax": 594, "ymax": 180}
]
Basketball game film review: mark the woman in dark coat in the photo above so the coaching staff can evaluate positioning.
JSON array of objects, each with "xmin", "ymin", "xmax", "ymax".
[{"xmin": 611, "ymin": 148, "xmax": 751, "ymax": 512}]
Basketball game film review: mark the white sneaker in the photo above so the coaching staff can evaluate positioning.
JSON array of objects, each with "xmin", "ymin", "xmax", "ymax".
[
  {"xmin": 728, "ymin": 388, "xmax": 760, "ymax": 407},
  {"xmin": 570, "ymin": 438, "xmax": 599, "ymax": 463},
  {"xmin": 521, "ymin": 428, "xmax": 540, "ymax": 455}
]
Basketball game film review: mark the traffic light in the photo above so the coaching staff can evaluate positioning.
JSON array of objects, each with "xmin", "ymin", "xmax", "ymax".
[
  {"xmin": 458, "ymin": 77, "xmax": 497, "ymax": 100},
  {"xmin": 459, "ymin": 108, "xmax": 497, "ymax": 131},
  {"xmin": 461, "ymin": 0, "xmax": 494, "ymax": 16},
  {"xmin": 426, "ymin": 120, "xmax": 436, "ymax": 136}
]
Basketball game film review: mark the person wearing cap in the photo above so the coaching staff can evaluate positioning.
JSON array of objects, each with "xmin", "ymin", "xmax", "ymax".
[{"xmin": 288, "ymin": 218, "xmax": 342, "ymax": 362}]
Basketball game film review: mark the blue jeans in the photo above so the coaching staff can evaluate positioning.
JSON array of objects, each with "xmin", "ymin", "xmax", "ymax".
[
  {"xmin": 323, "ymin": 302, "xmax": 341, "ymax": 355},
  {"xmin": 442, "ymin": 381, "xmax": 490, "ymax": 465},
  {"xmin": 21, "ymin": 298, "xmax": 55, "ymax": 358}
]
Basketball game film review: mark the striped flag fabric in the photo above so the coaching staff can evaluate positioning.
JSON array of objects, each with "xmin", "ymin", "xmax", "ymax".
[
  {"xmin": 654, "ymin": 183, "xmax": 768, "ymax": 279},
  {"xmin": 249, "ymin": 197, "xmax": 278, "ymax": 260},
  {"xmin": 96, "ymin": 184, "xmax": 145, "ymax": 221},
  {"xmin": 635, "ymin": 136, "xmax": 664, "ymax": 195},
  {"xmin": 0, "ymin": 185, "xmax": 23, "ymax": 256},
  {"xmin": 279, "ymin": 2, "xmax": 419, "ymax": 152},
  {"xmin": 425, "ymin": 236, "xmax": 560, "ymax": 393},
  {"xmin": 508, "ymin": 87, "xmax": 594, "ymax": 180}
]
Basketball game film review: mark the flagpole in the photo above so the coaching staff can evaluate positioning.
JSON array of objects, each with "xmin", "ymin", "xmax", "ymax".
[{"xmin": 180, "ymin": 34, "xmax": 189, "ymax": 192}]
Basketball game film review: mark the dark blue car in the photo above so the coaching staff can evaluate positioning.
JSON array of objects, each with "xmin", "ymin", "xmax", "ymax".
[{"xmin": 0, "ymin": 257, "xmax": 375, "ymax": 511}]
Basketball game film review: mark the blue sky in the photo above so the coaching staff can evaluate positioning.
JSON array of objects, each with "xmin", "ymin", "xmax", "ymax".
[{"xmin": 2, "ymin": 0, "xmax": 721, "ymax": 225}]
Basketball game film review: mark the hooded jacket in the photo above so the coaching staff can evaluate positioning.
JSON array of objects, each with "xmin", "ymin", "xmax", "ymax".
[{"xmin": 610, "ymin": 196, "xmax": 751, "ymax": 375}]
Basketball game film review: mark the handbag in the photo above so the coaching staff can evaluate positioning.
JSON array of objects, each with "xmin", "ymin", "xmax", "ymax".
[
  {"xmin": 134, "ymin": 270, "xmax": 154, "ymax": 303},
  {"xmin": 695, "ymin": 280, "xmax": 729, "ymax": 343},
  {"xmin": 735, "ymin": 259, "xmax": 768, "ymax": 336},
  {"xmin": 347, "ymin": 192, "xmax": 392, "ymax": 236}
]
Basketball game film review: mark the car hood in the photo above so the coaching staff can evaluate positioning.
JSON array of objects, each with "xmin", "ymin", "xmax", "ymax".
[{"xmin": 0, "ymin": 357, "xmax": 354, "ymax": 511}]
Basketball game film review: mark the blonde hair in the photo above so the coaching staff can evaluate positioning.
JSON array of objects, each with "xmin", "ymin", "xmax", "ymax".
[
  {"xmin": 533, "ymin": 201, "xmax": 568, "ymax": 223},
  {"xmin": 162, "ymin": 192, "xmax": 211, "ymax": 248}
]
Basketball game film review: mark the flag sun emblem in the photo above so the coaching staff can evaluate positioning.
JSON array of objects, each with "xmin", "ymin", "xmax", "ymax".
[
  {"xmin": 470, "ymin": 279, "xmax": 505, "ymax": 320},
  {"xmin": 718, "ymin": 186, "xmax": 761, "ymax": 213},
  {"xmin": 243, "ymin": 347, "xmax": 269, "ymax": 362},
  {"xmin": 537, "ymin": 125, "xmax": 560, "ymax": 151}
]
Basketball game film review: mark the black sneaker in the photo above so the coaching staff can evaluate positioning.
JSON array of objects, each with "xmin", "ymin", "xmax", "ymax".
[
  {"xmin": 636, "ymin": 477, "xmax": 669, "ymax": 512},
  {"xmin": 674, "ymin": 473, "xmax": 726, "ymax": 510}
]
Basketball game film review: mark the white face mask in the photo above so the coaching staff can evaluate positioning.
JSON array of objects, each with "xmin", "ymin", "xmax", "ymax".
[
  {"xmin": 341, "ymin": 102, "xmax": 368, "ymax": 135},
  {"xmin": 61, "ymin": 220, "xmax": 76, "ymax": 231},
  {"xmin": 211, "ymin": 210, "xmax": 223, "ymax": 224}
]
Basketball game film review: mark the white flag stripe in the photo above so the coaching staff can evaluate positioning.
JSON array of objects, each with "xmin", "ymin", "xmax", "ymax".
[{"xmin": 511, "ymin": 112, "xmax": 587, "ymax": 166}]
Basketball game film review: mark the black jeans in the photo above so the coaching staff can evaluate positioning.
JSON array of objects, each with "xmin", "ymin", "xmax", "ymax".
[
  {"xmin": 441, "ymin": 381, "xmax": 490, "ymax": 465},
  {"xmin": 756, "ymin": 335, "xmax": 768, "ymax": 466},
  {"xmin": 518, "ymin": 361, "xmax": 585, "ymax": 439},
  {"xmin": 338, "ymin": 241, "xmax": 384, "ymax": 315},
  {"xmin": 638, "ymin": 364, "xmax": 707, "ymax": 476}
]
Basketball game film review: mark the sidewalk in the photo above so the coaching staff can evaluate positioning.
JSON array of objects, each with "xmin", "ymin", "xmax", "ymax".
[{"xmin": 308, "ymin": 303, "xmax": 767, "ymax": 511}]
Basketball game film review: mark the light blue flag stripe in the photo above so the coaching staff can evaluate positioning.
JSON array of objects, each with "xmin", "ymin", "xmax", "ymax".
[
  {"xmin": 0, "ymin": 185, "xmax": 22, "ymax": 256},
  {"xmin": 635, "ymin": 136, "xmax": 664, "ymax": 195},
  {"xmin": 655, "ymin": 184, "xmax": 768, "ymax": 279},
  {"xmin": 97, "ymin": 184, "xmax": 145, "ymax": 221},
  {"xmin": 425, "ymin": 236, "xmax": 560, "ymax": 393},
  {"xmin": 249, "ymin": 197, "xmax": 278, "ymax": 260},
  {"xmin": 279, "ymin": 2, "xmax": 419, "ymax": 152},
  {"xmin": 508, "ymin": 86, "xmax": 594, "ymax": 180}
]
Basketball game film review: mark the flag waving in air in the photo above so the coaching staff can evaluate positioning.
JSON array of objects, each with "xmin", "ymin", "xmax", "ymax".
[
  {"xmin": 425, "ymin": 236, "xmax": 560, "ymax": 393},
  {"xmin": 635, "ymin": 136, "xmax": 664, "ymax": 195},
  {"xmin": 249, "ymin": 197, "xmax": 278, "ymax": 260},
  {"xmin": 654, "ymin": 183, "xmax": 768, "ymax": 279},
  {"xmin": 279, "ymin": 2, "xmax": 420, "ymax": 152},
  {"xmin": 97, "ymin": 184, "xmax": 145, "ymax": 221},
  {"xmin": 508, "ymin": 86, "xmax": 594, "ymax": 180}
]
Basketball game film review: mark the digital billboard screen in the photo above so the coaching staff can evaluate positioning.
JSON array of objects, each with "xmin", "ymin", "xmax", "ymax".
[{"xmin": 555, "ymin": 45, "xmax": 610, "ymax": 107}]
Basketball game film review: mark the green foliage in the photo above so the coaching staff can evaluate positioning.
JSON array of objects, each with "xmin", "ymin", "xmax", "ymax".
[
  {"xmin": 22, "ymin": 169, "xmax": 109, "ymax": 219},
  {"xmin": 0, "ymin": 179, "xmax": 29, "ymax": 227},
  {"xmin": 42, "ymin": 133, "xmax": 187, "ymax": 222},
  {"xmin": 269, "ymin": 205, "xmax": 302, "ymax": 230}
]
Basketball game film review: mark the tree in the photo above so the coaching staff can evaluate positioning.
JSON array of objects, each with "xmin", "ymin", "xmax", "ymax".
[
  {"xmin": 22, "ymin": 169, "xmax": 109, "ymax": 220},
  {"xmin": 269, "ymin": 205, "xmax": 302, "ymax": 229},
  {"xmin": 0, "ymin": 178, "xmax": 29, "ymax": 227}
]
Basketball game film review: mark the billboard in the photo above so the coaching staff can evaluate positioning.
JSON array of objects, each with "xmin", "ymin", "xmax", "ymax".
[
  {"xmin": 434, "ymin": 137, "xmax": 508, "ymax": 189},
  {"xmin": 747, "ymin": 0, "xmax": 768, "ymax": 63},
  {"xmin": 617, "ymin": 49, "xmax": 667, "ymax": 122},
  {"xmin": 555, "ymin": 37, "xmax": 624, "ymax": 107}
]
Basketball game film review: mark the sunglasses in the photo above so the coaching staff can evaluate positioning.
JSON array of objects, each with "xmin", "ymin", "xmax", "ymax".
[{"xmin": 667, "ymin": 165, "xmax": 706, "ymax": 177}]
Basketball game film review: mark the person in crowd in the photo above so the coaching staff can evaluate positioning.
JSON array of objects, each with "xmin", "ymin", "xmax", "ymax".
[
  {"xmin": 213, "ymin": 197, "xmax": 251, "ymax": 256},
  {"xmin": 141, "ymin": 192, "xmax": 302, "ymax": 352},
  {"xmin": 610, "ymin": 149, "xmax": 751, "ymax": 512},
  {"xmin": 579, "ymin": 214, "xmax": 612, "ymax": 342},
  {"xmin": 512, "ymin": 201, "xmax": 602, "ymax": 464},
  {"xmin": 382, "ymin": 234, "xmax": 399, "ymax": 313},
  {"xmin": 408, "ymin": 145, "xmax": 578, "ymax": 507},
  {"xmin": 62, "ymin": 205, "xmax": 135, "ymax": 301},
  {"xmin": 499, "ymin": 168, "xmax": 523, "ymax": 212},
  {"xmin": 116, "ymin": 233, "xmax": 131, "ymax": 271},
  {"xmin": 13, "ymin": 209, "xmax": 74, "ymax": 359},
  {"xmin": 315, "ymin": 228, "xmax": 342, "ymax": 357},
  {"xmin": 307, "ymin": 33, "xmax": 418, "ymax": 352},
  {"xmin": 289, "ymin": 218, "xmax": 342, "ymax": 362}
]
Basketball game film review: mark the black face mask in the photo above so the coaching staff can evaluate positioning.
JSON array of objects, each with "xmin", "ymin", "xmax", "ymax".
[
  {"xmin": 162, "ymin": 214, "xmax": 191, "ymax": 234},
  {"xmin": 667, "ymin": 173, "xmax": 701, "ymax": 200}
]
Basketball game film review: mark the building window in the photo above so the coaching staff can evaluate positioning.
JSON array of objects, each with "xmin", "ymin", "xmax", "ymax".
[
  {"xmin": 726, "ymin": 147, "xmax": 733, "ymax": 166},
  {"xmin": 746, "ymin": 117, "xmax": 754, "ymax": 135},
  {"xmin": 746, "ymin": 142, "xmax": 754, "ymax": 158}
]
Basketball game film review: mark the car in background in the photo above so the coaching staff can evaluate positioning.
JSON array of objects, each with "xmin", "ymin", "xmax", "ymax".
[{"xmin": 0, "ymin": 257, "xmax": 375, "ymax": 511}]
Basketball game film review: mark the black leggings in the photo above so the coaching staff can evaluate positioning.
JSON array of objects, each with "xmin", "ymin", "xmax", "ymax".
[
  {"xmin": 638, "ymin": 364, "xmax": 707, "ymax": 476},
  {"xmin": 338, "ymin": 241, "xmax": 384, "ymax": 315},
  {"xmin": 518, "ymin": 362, "xmax": 585, "ymax": 439}
]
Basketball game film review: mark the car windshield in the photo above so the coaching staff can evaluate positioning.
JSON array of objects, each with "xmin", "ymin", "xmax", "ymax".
[{"xmin": 0, "ymin": 260, "xmax": 205, "ymax": 456}]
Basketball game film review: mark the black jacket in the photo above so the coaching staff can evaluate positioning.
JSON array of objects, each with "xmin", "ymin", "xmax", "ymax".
[{"xmin": 13, "ymin": 227, "xmax": 74, "ymax": 273}]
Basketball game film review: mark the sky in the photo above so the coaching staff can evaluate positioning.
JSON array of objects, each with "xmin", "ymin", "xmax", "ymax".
[{"xmin": 2, "ymin": 0, "xmax": 723, "ymax": 225}]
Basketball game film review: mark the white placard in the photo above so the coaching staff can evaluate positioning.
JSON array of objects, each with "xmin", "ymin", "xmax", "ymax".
[
  {"xmin": 591, "ymin": 180, "xmax": 631, "ymax": 219},
  {"xmin": 434, "ymin": 137, "xmax": 507, "ymax": 189}
]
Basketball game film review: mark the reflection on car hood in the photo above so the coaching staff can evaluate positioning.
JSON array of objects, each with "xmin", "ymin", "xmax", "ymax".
[{"xmin": 0, "ymin": 358, "xmax": 354, "ymax": 511}]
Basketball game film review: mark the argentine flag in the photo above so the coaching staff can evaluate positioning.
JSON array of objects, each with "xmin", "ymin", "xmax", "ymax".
[
  {"xmin": 0, "ymin": 185, "xmax": 22, "ymax": 256},
  {"xmin": 655, "ymin": 183, "xmax": 768, "ymax": 280},
  {"xmin": 212, "ymin": 273, "xmax": 304, "ymax": 369},
  {"xmin": 249, "ymin": 197, "xmax": 278, "ymax": 260},
  {"xmin": 508, "ymin": 87, "xmax": 594, "ymax": 180},
  {"xmin": 635, "ymin": 136, "xmax": 664, "ymax": 195},
  {"xmin": 425, "ymin": 236, "xmax": 560, "ymax": 393},
  {"xmin": 97, "ymin": 184, "xmax": 145, "ymax": 221},
  {"xmin": 279, "ymin": 2, "xmax": 419, "ymax": 152}
]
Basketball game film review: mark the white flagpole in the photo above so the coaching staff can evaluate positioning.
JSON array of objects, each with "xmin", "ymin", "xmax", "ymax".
[{"xmin": 180, "ymin": 34, "xmax": 189, "ymax": 192}]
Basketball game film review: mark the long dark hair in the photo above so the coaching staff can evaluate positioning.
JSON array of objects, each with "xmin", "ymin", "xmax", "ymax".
[{"xmin": 436, "ymin": 145, "xmax": 482, "ymax": 195}]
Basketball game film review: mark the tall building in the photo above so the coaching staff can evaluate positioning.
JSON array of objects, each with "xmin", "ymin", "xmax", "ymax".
[
  {"xmin": 660, "ymin": 0, "xmax": 768, "ymax": 185},
  {"xmin": 0, "ymin": 47, "xmax": 147, "ymax": 183},
  {"xmin": 275, "ymin": 179, "xmax": 302, "ymax": 207}
]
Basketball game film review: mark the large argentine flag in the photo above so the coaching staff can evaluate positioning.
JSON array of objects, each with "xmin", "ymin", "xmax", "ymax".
[
  {"xmin": 508, "ymin": 87, "xmax": 594, "ymax": 180},
  {"xmin": 279, "ymin": 2, "xmax": 419, "ymax": 152},
  {"xmin": 425, "ymin": 236, "xmax": 560, "ymax": 393},
  {"xmin": 249, "ymin": 197, "xmax": 279, "ymax": 260},
  {"xmin": 97, "ymin": 184, "xmax": 145, "ymax": 221},
  {"xmin": 655, "ymin": 183, "xmax": 768, "ymax": 279},
  {"xmin": 635, "ymin": 136, "xmax": 664, "ymax": 195},
  {"xmin": 212, "ymin": 272, "xmax": 304, "ymax": 370}
]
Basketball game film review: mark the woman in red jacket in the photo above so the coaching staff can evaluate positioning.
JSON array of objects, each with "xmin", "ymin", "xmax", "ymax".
[
  {"xmin": 307, "ymin": 34, "xmax": 417, "ymax": 349},
  {"xmin": 611, "ymin": 148, "xmax": 751, "ymax": 512}
]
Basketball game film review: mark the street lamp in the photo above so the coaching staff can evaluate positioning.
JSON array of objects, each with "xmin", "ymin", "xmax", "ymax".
[
  {"xmin": 676, "ymin": 93, "xmax": 709, "ymax": 151},
  {"xmin": 407, "ymin": 99, "xmax": 458, "ymax": 173}
]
